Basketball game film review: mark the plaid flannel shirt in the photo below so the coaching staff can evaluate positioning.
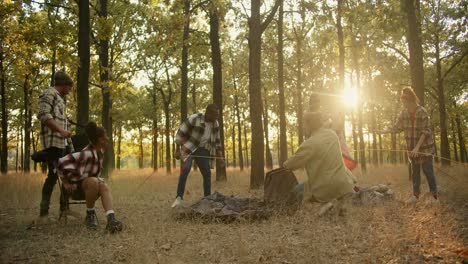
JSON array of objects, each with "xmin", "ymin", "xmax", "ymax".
[
  {"xmin": 391, "ymin": 105, "xmax": 435, "ymax": 161},
  {"xmin": 57, "ymin": 144, "xmax": 103, "ymax": 182},
  {"xmin": 37, "ymin": 87, "xmax": 73, "ymax": 151},
  {"xmin": 175, "ymin": 113, "xmax": 222, "ymax": 162}
]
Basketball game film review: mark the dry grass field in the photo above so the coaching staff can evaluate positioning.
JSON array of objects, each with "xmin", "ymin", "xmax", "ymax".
[{"xmin": 0, "ymin": 164, "xmax": 467, "ymax": 264}]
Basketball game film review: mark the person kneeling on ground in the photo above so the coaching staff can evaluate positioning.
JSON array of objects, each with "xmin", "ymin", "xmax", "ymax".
[
  {"xmin": 283, "ymin": 112, "xmax": 357, "ymax": 205},
  {"xmin": 57, "ymin": 122, "xmax": 123, "ymax": 233}
]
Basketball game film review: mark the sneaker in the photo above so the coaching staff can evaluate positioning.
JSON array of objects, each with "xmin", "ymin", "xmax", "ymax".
[
  {"xmin": 85, "ymin": 210, "xmax": 98, "ymax": 230},
  {"xmin": 406, "ymin": 195, "xmax": 418, "ymax": 204},
  {"xmin": 106, "ymin": 217, "xmax": 123, "ymax": 233},
  {"xmin": 171, "ymin": 197, "xmax": 183, "ymax": 208}
]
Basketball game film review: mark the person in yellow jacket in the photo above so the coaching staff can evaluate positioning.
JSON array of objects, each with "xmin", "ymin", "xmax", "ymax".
[{"xmin": 283, "ymin": 112, "xmax": 357, "ymax": 203}]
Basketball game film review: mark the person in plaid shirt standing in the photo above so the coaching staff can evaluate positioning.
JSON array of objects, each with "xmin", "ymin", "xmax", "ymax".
[
  {"xmin": 58, "ymin": 122, "xmax": 123, "ymax": 232},
  {"xmin": 381, "ymin": 87, "xmax": 438, "ymax": 204},
  {"xmin": 37, "ymin": 72, "xmax": 74, "ymax": 218},
  {"xmin": 172, "ymin": 104, "xmax": 225, "ymax": 207}
]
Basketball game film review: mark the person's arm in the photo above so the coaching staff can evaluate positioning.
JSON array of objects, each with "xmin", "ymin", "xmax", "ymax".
[
  {"xmin": 411, "ymin": 109, "xmax": 432, "ymax": 157},
  {"xmin": 283, "ymin": 141, "xmax": 313, "ymax": 170},
  {"xmin": 58, "ymin": 151, "xmax": 86, "ymax": 192},
  {"xmin": 44, "ymin": 119, "xmax": 71, "ymax": 138},
  {"xmin": 37, "ymin": 92, "xmax": 71, "ymax": 138},
  {"xmin": 175, "ymin": 116, "xmax": 194, "ymax": 146}
]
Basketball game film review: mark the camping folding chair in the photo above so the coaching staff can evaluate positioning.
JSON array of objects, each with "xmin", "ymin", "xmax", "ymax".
[
  {"xmin": 57, "ymin": 177, "xmax": 87, "ymax": 221},
  {"xmin": 57, "ymin": 133, "xmax": 95, "ymax": 221}
]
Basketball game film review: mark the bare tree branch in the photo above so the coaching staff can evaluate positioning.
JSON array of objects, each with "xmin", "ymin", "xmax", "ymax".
[
  {"xmin": 442, "ymin": 50, "xmax": 468, "ymax": 80},
  {"xmin": 30, "ymin": 0, "xmax": 72, "ymax": 10},
  {"xmin": 382, "ymin": 42, "xmax": 410, "ymax": 63},
  {"xmin": 261, "ymin": 0, "xmax": 282, "ymax": 34}
]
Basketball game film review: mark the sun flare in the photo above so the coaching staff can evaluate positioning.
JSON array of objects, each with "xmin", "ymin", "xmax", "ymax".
[{"xmin": 342, "ymin": 87, "xmax": 358, "ymax": 108}]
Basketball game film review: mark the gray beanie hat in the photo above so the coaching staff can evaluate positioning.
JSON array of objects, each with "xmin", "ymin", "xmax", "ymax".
[{"xmin": 54, "ymin": 71, "xmax": 73, "ymax": 86}]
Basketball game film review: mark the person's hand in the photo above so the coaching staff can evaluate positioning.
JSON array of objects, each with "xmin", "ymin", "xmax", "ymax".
[
  {"xmin": 59, "ymin": 129, "xmax": 72, "ymax": 138},
  {"xmin": 410, "ymin": 147, "xmax": 420, "ymax": 158},
  {"xmin": 175, "ymin": 149, "xmax": 181, "ymax": 160},
  {"xmin": 62, "ymin": 181, "xmax": 75, "ymax": 193}
]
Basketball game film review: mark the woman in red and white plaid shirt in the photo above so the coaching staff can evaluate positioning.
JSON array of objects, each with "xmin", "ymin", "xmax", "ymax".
[
  {"xmin": 58, "ymin": 122, "xmax": 123, "ymax": 233},
  {"xmin": 381, "ymin": 87, "xmax": 438, "ymax": 204}
]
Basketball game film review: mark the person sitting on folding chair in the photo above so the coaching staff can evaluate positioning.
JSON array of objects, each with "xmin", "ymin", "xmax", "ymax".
[{"xmin": 57, "ymin": 122, "xmax": 123, "ymax": 233}]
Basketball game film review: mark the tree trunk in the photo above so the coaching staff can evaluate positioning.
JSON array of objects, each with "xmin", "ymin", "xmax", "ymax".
[
  {"xmin": 50, "ymin": 48, "xmax": 56, "ymax": 86},
  {"xmin": 116, "ymin": 124, "xmax": 122, "ymax": 169},
  {"xmin": 451, "ymin": 119, "xmax": 458, "ymax": 162},
  {"xmin": 23, "ymin": 74, "xmax": 31, "ymax": 172},
  {"xmin": 15, "ymin": 130, "xmax": 19, "ymax": 172},
  {"xmin": 263, "ymin": 87, "xmax": 273, "ymax": 169},
  {"xmin": 164, "ymin": 104, "xmax": 171, "ymax": 173},
  {"xmin": 378, "ymin": 123, "xmax": 384, "ymax": 164},
  {"xmin": 249, "ymin": 0, "xmax": 264, "ymax": 188},
  {"xmin": 404, "ymin": 0, "xmax": 425, "ymax": 105},
  {"xmin": 432, "ymin": 120, "xmax": 440, "ymax": 162},
  {"xmin": 337, "ymin": 0, "xmax": 345, "ymax": 92},
  {"xmin": 100, "ymin": 0, "xmax": 114, "ymax": 177},
  {"xmin": 454, "ymin": 106, "xmax": 466, "ymax": 162},
  {"xmin": 371, "ymin": 115, "xmax": 378, "ymax": 166},
  {"xmin": 295, "ymin": 36, "xmax": 304, "ymax": 145},
  {"xmin": 32, "ymin": 130, "xmax": 37, "ymax": 171},
  {"xmin": 172, "ymin": 135, "xmax": 176, "ymax": 169},
  {"xmin": 242, "ymin": 110, "xmax": 250, "ymax": 168},
  {"xmin": 352, "ymin": 40, "xmax": 366, "ymax": 172},
  {"xmin": 351, "ymin": 111, "xmax": 359, "ymax": 162},
  {"xmin": 138, "ymin": 127, "xmax": 143, "ymax": 169},
  {"xmin": 181, "ymin": 0, "xmax": 190, "ymax": 121},
  {"xmin": 231, "ymin": 125, "xmax": 236, "ymax": 168},
  {"xmin": 233, "ymin": 87, "xmax": 244, "ymax": 171},
  {"xmin": 277, "ymin": 1, "xmax": 287, "ymax": 165},
  {"xmin": 0, "ymin": 49, "xmax": 8, "ymax": 174},
  {"xmin": 152, "ymin": 89, "xmax": 158, "ymax": 171},
  {"xmin": 209, "ymin": 5, "xmax": 227, "ymax": 181},
  {"xmin": 77, "ymin": 0, "xmax": 90, "ymax": 134},
  {"xmin": 434, "ymin": 35, "xmax": 450, "ymax": 165}
]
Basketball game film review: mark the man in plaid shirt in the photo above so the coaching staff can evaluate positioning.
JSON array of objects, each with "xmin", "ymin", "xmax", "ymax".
[
  {"xmin": 172, "ymin": 104, "xmax": 225, "ymax": 207},
  {"xmin": 381, "ymin": 87, "xmax": 438, "ymax": 204},
  {"xmin": 36, "ymin": 72, "xmax": 74, "ymax": 217}
]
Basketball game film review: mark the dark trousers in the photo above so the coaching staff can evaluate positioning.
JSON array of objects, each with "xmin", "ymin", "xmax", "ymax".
[
  {"xmin": 40, "ymin": 147, "xmax": 65, "ymax": 215},
  {"xmin": 411, "ymin": 157, "xmax": 437, "ymax": 196},
  {"xmin": 176, "ymin": 148, "xmax": 211, "ymax": 199}
]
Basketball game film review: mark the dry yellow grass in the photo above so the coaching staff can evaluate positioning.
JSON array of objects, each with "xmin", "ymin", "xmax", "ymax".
[{"xmin": 0, "ymin": 164, "xmax": 467, "ymax": 263}]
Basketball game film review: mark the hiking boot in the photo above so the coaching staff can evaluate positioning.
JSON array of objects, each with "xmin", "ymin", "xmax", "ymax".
[
  {"xmin": 171, "ymin": 196, "xmax": 183, "ymax": 208},
  {"xmin": 106, "ymin": 214, "xmax": 123, "ymax": 233},
  {"xmin": 85, "ymin": 210, "xmax": 98, "ymax": 230}
]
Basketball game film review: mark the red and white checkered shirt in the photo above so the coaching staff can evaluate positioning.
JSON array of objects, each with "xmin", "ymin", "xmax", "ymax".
[
  {"xmin": 58, "ymin": 144, "xmax": 103, "ymax": 182},
  {"xmin": 391, "ymin": 105, "xmax": 435, "ymax": 162}
]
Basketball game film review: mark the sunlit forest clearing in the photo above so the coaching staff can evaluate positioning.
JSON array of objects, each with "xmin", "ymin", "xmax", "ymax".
[
  {"xmin": 0, "ymin": 0, "xmax": 467, "ymax": 263},
  {"xmin": 1, "ymin": 166, "xmax": 468, "ymax": 263}
]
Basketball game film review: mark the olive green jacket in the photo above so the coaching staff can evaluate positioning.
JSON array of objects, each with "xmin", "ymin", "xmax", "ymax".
[{"xmin": 284, "ymin": 128, "xmax": 356, "ymax": 202}]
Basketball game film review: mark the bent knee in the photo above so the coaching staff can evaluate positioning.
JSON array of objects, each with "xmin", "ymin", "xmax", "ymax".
[
  {"xmin": 82, "ymin": 177, "xmax": 99, "ymax": 190},
  {"xmin": 98, "ymin": 182, "xmax": 110, "ymax": 192}
]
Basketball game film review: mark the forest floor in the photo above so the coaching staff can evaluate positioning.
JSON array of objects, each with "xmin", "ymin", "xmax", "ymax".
[{"xmin": 0, "ymin": 164, "xmax": 467, "ymax": 264}]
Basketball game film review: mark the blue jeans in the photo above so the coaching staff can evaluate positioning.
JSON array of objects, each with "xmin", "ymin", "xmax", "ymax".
[
  {"xmin": 411, "ymin": 158, "xmax": 437, "ymax": 195},
  {"xmin": 176, "ymin": 148, "xmax": 211, "ymax": 199}
]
